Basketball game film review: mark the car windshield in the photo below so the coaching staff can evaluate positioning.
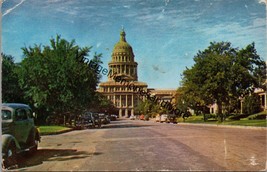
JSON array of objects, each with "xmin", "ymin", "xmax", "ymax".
[{"xmin": 2, "ymin": 110, "xmax": 12, "ymax": 120}]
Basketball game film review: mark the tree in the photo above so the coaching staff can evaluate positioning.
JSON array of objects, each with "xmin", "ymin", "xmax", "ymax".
[
  {"xmin": 181, "ymin": 42, "xmax": 266, "ymax": 121},
  {"xmin": 2, "ymin": 54, "xmax": 25, "ymax": 103},
  {"xmin": 242, "ymin": 94, "xmax": 261, "ymax": 115},
  {"xmin": 18, "ymin": 35, "xmax": 102, "ymax": 124}
]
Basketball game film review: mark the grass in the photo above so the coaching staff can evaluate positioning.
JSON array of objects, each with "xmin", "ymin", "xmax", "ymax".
[
  {"xmin": 178, "ymin": 111, "xmax": 267, "ymax": 127},
  {"xmin": 37, "ymin": 125, "xmax": 73, "ymax": 135}
]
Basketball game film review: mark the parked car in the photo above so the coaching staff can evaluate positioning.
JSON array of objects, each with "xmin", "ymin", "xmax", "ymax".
[
  {"xmin": 91, "ymin": 112, "xmax": 102, "ymax": 128},
  {"xmin": 167, "ymin": 114, "xmax": 177, "ymax": 124},
  {"xmin": 108, "ymin": 114, "xmax": 117, "ymax": 121},
  {"xmin": 155, "ymin": 114, "xmax": 161, "ymax": 122},
  {"xmin": 77, "ymin": 112, "xmax": 101, "ymax": 129},
  {"xmin": 139, "ymin": 114, "xmax": 145, "ymax": 120},
  {"xmin": 98, "ymin": 113, "xmax": 110, "ymax": 124},
  {"xmin": 160, "ymin": 114, "xmax": 169, "ymax": 123},
  {"xmin": 76, "ymin": 113, "xmax": 94, "ymax": 129},
  {"xmin": 144, "ymin": 115, "xmax": 150, "ymax": 121},
  {"xmin": 129, "ymin": 115, "xmax": 135, "ymax": 120},
  {"xmin": 2, "ymin": 103, "xmax": 41, "ymax": 169}
]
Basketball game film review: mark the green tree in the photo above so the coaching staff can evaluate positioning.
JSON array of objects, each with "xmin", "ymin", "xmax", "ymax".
[
  {"xmin": 181, "ymin": 42, "xmax": 266, "ymax": 121},
  {"xmin": 242, "ymin": 94, "xmax": 261, "ymax": 115},
  {"xmin": 2, "ymin": 54, "xmax": 25, "ymax": 103},
  {"xmin": 18, "ymin": 35, "xmax": 102, "ymax": 124}
]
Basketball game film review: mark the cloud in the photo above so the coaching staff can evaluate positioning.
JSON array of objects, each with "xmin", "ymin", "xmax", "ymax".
[
  {"xmin": 3, "ymin": 0, "xmax": 26, "ymax": 17},
  {"xmin": 123, "ymin": 5, "xmax": 130, "ymax": 9}
]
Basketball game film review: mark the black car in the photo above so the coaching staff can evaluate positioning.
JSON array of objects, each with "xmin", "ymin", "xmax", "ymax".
[
  {"xmin": 98, "ymin": 113, "xmax": 110, "ymax": 124},
  {"xmin": 108, "ymin": 114, "xmax": 117, "ymax": 121},
  {"xmin": 2, "ymin": 103, "xmax": 41, "ymax": 169},
  {"xmin": 77, "ymin": 112, "xmax": 101, "ymax": 129}
]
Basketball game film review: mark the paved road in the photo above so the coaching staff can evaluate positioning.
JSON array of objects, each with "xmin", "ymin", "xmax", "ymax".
[{"xmin": 15, "ymin": 119, "xmax": 266, "ymax": 171}]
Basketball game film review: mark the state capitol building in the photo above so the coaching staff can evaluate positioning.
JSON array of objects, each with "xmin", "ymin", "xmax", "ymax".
[{"xmin": 98, "ymin": 29, "xmax": 176, "ymax": 118}]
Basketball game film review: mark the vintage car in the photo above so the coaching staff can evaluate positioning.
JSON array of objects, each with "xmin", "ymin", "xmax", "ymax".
[
  {"xmin": 77, "ymin": 112, "xmax": 102, "ymax": 129},
  {"xmin": 155, "ymin": 114, "xmax": 161, "ymax": 122},
  {"xmin": 98, "ymin": 113, "xmax": 110, "ymax": 124},
  {"xmin": 160, "ymin": 114, "xmax": 170, "ymax": 123},
  {"xmin": 2, "ymin": 103, "xmax": 41, "ymax": 169}
]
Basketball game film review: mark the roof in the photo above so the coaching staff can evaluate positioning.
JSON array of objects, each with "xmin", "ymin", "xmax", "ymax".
[
  {"xmin": 112, "ymin": 29, "xmax": 134, "ymax": 56},
  {"xmin": 2, "ymin": 103, "xmax": 31, "ymax": 110}
]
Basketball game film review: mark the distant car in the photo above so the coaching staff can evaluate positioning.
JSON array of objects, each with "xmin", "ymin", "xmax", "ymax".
[
  {"xmin": 144, "ymin": 115, "xmax": 149, "ymax": 121},
  {"xmin": 77, "ymin": 112, "xmax": 101, "ymax": 129},
  {"xmin": 2, "ymin": 103, "xmax": 41, "ymax": 169},
  {"xmin": 160, "ymin": 114, "xmax": 169, "ymax": 123},
  {"xmin": 98, "ymin": 113, "xmax": 110, "ymax": 124},
  {"xmin": 129, "ymin": 115, "xmax": 135, "ymax": 120},
  {"xmin": 76, "ymin": 113, "xmax": 94, "ymax": 129},
  {"xmin": 168, "ymin": 114, "xmax": 177, "ymax": 124},
  {"xmin": 91, "ymin": 113, "xmax": 102, "ymax": 128},
  {"xmin": 108, "ymin": 114, "xmax": 117, "ymax": 121},
  {"xmin": 155, "ymin": 114, "xmax": 161, "ymax": 122}
]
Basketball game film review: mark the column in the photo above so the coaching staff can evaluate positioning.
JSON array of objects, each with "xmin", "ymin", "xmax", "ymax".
[
  {"xmin": 125, "ymin": 109, "xmax": 128, "ymax": 117},
  {"xmin": 126, "ymin": 95, "xmax": 128, "ymax": 108},
  {"xmin": 132, "ymin": 94, "xmax": 134, "ymax": 107},
  {"xmin": 120, "ymin": 95, "xmax": 122, "ymax": 108},
  {"xmin": 119, "ymin": 109, "xmax": 122, "ymax": 118}
]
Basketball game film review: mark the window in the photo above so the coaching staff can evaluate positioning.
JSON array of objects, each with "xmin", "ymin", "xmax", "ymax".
[
  {"xmin": 2, "ymin": 110, "xmax": 11, "ymax": 120},
  {"xmin": 15, "ymin": 109, "xmax": 28, "ymax": 121},
  {"xmin": 127, "ymin": 95, "xmax": 132, "ymax": 106}
]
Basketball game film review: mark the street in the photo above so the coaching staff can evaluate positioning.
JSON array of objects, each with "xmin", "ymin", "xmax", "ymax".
[{"xmin": 15, "ymin": 119, "xmax": 266, "ymax": 171}]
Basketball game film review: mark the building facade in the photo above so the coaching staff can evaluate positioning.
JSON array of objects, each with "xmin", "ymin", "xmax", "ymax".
[{"xmin": 98, "ymin": 29, "xmax": 147, "ymax": 117}]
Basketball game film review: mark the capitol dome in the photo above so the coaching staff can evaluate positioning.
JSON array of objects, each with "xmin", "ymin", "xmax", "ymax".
[{"xmin": 112, "ymin": 29, "xmax": 134, "ymax": 62}]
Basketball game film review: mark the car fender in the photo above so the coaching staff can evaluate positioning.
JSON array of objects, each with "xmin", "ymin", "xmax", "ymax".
[
  {"xmin": 2, "ymin": 134, "xmax": 21, "ymax": 155},
  {"xmin": 27, "ymin": 127, "xmax": 41, "ymax": 143},
  {"xmin": 34, "ymin": 127, "xmax": 41, "ymax": 142}
]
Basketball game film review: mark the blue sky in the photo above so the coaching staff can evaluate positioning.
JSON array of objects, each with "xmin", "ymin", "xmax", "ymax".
[{"xmin": 2, "ymin": 0, "xmax": 266, "ymax": 89}]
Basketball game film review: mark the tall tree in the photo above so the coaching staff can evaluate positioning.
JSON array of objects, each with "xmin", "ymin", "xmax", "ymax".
[
  {"xmin": 18, "ymin": 35, "xmax": 102, "ymax": 122},
  {"xmin": 2, "ymin": 54, "xmax": 24, "ymax": 103},
  {"xmin": 181, "ymin": 42, "xmax": 266, "ymax": 121}
]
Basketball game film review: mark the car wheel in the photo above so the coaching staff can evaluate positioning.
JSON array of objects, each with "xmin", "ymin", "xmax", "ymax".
[
  {"xmin": 3, "ymin": 142, "xmax": 17, "ymax": 169},
  {"xmin": 28, "ymin": 134, "xmax": 38, "ymax": 155}
]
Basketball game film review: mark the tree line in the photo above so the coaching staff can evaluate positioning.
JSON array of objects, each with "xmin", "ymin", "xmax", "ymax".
[{"xmin": 176, "ymin": 42, "xmax": 266, "ymax": 121}]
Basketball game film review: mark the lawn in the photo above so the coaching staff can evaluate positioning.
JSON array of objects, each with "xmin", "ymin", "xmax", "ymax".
[
  {"xmin": 38, "ymin": 125, "xmax": 73, "ymax": 135},
  {"xmin": 178, "ymin": 112, "xmax": 266, "ymax": 127}
]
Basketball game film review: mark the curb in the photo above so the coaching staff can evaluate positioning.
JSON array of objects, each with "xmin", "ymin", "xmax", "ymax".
[
  {"xmin": 177, "ymin": 122, "xmax": 267, "ymax": 130},
  {"xmin": 147, "ymin": 118, "xmax": 266, "ymax": 130},
  {"xmin": 40, "ymin": 128, "xmax": 74, "ymax": 136}
]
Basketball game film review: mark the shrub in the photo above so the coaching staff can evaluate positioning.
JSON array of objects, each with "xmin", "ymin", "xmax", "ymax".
[
  {"xmin": 203, "ymin": 114, "xmax": 217, "ymax": 121},
  {"xmin": 228, "ymin": 114, "xmax": 250, "ymax": 120}
]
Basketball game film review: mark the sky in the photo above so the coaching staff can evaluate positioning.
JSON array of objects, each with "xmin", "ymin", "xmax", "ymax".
[{"xmin": 2, "ymin": 0, "xmax": 266, "ymax": 89}]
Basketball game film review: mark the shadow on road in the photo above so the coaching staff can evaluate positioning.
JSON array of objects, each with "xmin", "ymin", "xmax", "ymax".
[
  {"xmin": 17, "ymin": 149, "xmax": 102, "ymax": 169},
  {"xmin": 101, "ymin": 120, "xmax": 152, "ymax": 129}
]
